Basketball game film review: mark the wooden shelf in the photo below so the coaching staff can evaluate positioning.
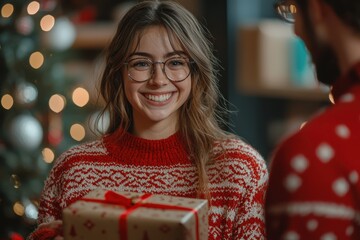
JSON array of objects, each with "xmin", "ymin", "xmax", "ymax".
[
  {"xmin": 72, "ymin": 22, "xmax": 117, "ymax": 49},
  {"xmin": 237, "ymin": 23, "xmax": 329, "ymax": 102}
]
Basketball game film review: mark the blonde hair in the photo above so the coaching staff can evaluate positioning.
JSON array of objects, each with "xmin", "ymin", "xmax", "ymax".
[{"xmin": 98, "ymin": 0, "xmax": 232, "ymax": 199}]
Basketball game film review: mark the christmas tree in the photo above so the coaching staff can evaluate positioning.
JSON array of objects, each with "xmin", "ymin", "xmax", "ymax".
[{"xmin": 0, "ymin": 1, "xmax": 104, "ymax": 238}]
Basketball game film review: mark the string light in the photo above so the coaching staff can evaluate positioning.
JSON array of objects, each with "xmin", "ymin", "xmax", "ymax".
[
  {"xmin": 70, "ymin": 124, "xmax": 86, "ymax": 141},
  {"xmin": 1, "ymin": 3, "xmax": 14, "ymax": 18},
  {"xmin": 300, "ymin": 121, "xmax": 307, "ymax": 129},
  {"xmin": 49, "ymin": 94, "xmax": 66, "ymax": 113},
  {"xmin": 72, "ymin": 87, "xmax": 90, "ymax": 107},
  {"xmin": 13, "ymin": 202, "xmax": 25, "ymax": 216},
  {"xmin": 1, "ymin": 94, "xmax": 14, "ymax": 110},
  {"xmin": 329, "ymin": 92, "xmax": 335, "ymax": 104},
  {"xmin": 10, "ymin": 174, "xmax": 21, "ymax": 189},
  {"xmin": 29, "ymin": 51, "xmax": 44, "ymax": 69},
  {"xmin": 42, "ymin": 148, "xmax": 55, "ymax": 163},
  {"xmin": 40, "ymin": 14, "xmax": 55, "ymax": 32},
  {"xmin": 27, "ymin": 1, "xmax": 40, "ymax": 15}
]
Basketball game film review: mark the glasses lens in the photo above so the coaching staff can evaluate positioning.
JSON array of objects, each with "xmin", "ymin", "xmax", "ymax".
[
  {"xmin": 126, "ymin": 57, "xmax": 192, "ymax": 82},
  {"xmin": 164, "ymin": 58, "xmax": 191, "ymax": 81},
  {"xmin": 127, "ymin": 58, "xmax": 152, "ymax": 82},
  {"xmin": 275, "ymin": 2, "xmax": 297, "ymax": 23}
]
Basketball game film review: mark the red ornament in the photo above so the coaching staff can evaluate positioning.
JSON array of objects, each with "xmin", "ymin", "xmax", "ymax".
[{"xmin": 9, "ymin": 232, "xmax": 24, "ymax": 240}]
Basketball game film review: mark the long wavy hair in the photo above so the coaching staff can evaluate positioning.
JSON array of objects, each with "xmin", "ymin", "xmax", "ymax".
[{"xmin": 98, "ymin": 0, "xmax": 232, "ymax": 199}]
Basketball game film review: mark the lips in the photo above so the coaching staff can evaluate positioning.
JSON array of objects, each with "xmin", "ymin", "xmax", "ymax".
[{"xmin": 144, "ymin": 93, "xmax": 172, "ymax": 102}]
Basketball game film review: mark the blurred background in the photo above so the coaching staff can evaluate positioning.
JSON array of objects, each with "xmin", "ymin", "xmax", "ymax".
[{"xmin": 0, "ymin": 0, "xmax": 330, "ymax": 238}]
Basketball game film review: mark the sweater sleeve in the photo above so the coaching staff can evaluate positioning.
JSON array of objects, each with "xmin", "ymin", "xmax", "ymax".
[
  {"xmin": 27, "ymin": 153, "xmax": 68, "ymax": 240},
  {"xmin": 235, "ymin": 148, "xmax": 269, "ymax": 239}
]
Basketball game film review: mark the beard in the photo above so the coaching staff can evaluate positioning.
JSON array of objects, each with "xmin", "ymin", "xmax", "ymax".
[
  {"xmin": 310, "ymin": 42, "xmax": 341, "ymax": 86},
  {"xmin": 300, "ymin": 8, "xmax": 341, "ymax": 86}
]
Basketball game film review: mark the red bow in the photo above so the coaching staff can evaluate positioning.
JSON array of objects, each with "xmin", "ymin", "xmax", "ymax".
[{"xmin": 81, "ymin": 191, "xmax": 200, "ymax": 240}]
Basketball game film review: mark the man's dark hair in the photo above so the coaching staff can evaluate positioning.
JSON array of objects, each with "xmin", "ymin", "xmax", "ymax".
[{"xmin": 296, "ymin": 0, "xmax": 360, "ymax": 33}]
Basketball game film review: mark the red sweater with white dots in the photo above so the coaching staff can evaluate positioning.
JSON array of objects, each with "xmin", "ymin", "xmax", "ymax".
[
  {"xmin": 266, "ymin": 62, "xmax": 360, "ymax": 239},
  {"xmin": 33, "ymin": 131, "xmax": 268, "ymax": 239}
]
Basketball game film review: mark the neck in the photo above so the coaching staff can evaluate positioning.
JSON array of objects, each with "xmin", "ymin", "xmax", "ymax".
[{"xmin": 132, "ymin": 119, "xmax": 178, "ymax": 140}]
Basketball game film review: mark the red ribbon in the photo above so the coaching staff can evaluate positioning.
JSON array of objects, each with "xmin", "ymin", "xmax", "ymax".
[{"xmin": 81, "ymin": 191, "xmax": 200, "ymax": 240}]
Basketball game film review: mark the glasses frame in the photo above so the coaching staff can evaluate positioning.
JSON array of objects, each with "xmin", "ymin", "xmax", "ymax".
[
  {"xmin": 273, "ymin": 0, "xmax": 297, "ymax": 24},
  {"xmin": 124, "ymin": 57, "xmax": 194, "ymax": 83}
]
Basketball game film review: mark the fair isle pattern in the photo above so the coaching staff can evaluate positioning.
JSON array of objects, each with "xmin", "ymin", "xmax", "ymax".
[{"xmin": 36, "ymin": 133, "xmax": 268, "ymax": 240}]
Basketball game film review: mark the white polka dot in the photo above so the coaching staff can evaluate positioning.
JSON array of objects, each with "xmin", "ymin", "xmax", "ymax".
[
  {"xmin": 335, "ymin": 124, "xmax": 351, "ymax": 139},
  {"xmin": 332, "ymin": 178, "xmax": 349, "ymax": 197},
  {"xmin": 339, "ymin": 93, "xmax": 355, "ymax": 103},
  {"xmin": 321, "ymin": 233, "xmax": 337, "ymax": 240},
  {"xmin": 307, "ymin": 219, "xmax": 318, "ymax": 231},
  {"xmin": 349, "ymin": 171, "xmax": 359, "ymax": 184},
  {"xmin": 291, "ymin": 155, "xmax": 309, "ymax": 173},
  {"xmin": 284, "ymin": 174, "xmax": 302, "ymax": 192},
  {"xmin": 346, "ymin": 226, "xmax": 354, "ymax": 236},
  {"xmin": 284, "ymin": 231, "xmax": 300, "ymax": 240},
  {"xmin": 316, "ymin": 143, "xmax": 335, "ymax": 163}
]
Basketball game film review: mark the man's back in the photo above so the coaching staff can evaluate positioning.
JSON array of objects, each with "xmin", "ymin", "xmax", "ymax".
[{"xmin": 266, "ymin": 63, "xmax": 360, "ymax": 239}]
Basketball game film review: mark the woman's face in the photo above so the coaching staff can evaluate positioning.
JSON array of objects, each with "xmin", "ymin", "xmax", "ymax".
[{"xmin": 123, "ymin": 25, "xmax": 192, "ymax": 134}]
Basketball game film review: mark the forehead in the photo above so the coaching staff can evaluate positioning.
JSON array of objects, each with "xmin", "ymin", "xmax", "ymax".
[{"xmin": 130, "ymin": 25, "xmax": 184, "ymax": 56}]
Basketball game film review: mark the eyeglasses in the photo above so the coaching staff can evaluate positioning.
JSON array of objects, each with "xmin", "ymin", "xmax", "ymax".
[
  {"xmin": 274, "ymin": 0, "xmax": 298, "ymax": 23},
  {"xmin": 124, "ymin": 57, "xmax": 193, "ymax": 83}
]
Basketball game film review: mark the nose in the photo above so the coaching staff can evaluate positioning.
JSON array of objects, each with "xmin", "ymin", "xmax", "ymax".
[{"xmin": 149, "ymin": 62, "xmax": 169, "ymax": 86}]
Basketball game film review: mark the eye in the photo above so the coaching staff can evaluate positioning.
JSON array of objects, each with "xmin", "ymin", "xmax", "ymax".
[
  {"xmin": 166, "ymin": 58, "xmax": 187, "ymax": 69},
  {"xmin": 129, "ymin": 59, "xmax": 151, "ymax": 70}
]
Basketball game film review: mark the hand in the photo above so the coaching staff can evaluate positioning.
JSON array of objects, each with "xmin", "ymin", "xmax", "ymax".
[{"xmin": 31, "ymin": 220, "xmax": 63, "ymax": 240}]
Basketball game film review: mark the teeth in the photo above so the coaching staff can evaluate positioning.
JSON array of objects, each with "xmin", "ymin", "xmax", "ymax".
[{"xmin": 146, "ymin": 93, "xmax": 172, "ymax": 102}]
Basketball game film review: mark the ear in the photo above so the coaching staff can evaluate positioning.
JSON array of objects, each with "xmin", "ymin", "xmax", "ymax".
[{"xmin": 307, "ymin": 0, "xmax": 329, "ymax": 41}]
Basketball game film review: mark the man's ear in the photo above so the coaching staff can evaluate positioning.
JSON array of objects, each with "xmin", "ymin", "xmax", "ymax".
[{"xmin": 308, "ymin": 0, "xmax": 329, "ymax": 41}]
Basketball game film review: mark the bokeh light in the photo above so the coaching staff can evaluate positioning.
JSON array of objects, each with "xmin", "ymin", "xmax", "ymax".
[
  {"xmin": 1, "ymin": 94, "xmax": 14, "ymax": 110},
  {"xmin": 70, "ymin": 124, "xmax": 86, "ymax": 141},
  {"xmin": 72, "ymin": 87, "xmax": 89, "ymax": 107},
  {"xmin": 27, "ymin": 1, "xmax": 40, "ymax": 15},
  {"xmin": 42, "ymin": 148, "xmax": 55, "ymax": 163},
  {"xmin": 49, "ymin": 94, "xmax": 66, "ymax": 113},
  {"xmin": 29, "ymin": 51, "xmax": 44, "ymax": 69},
  {"xmin": 40, "ymin": 14, "xmax": 55, "ymax": 32},
  {"xmin": 329, "ymin": 92, "xmax": 335, "ymax": 104},
  {"xmin": 1, "ymin": 3, "xmax": 14, "ymax": 18},
  {"xmin": 10, "ymin": 174, "xmax": 21, "ymax": 189},
  {"xmin": 13, "ymin": 202, "xmax": 25, "ymax": 216}
]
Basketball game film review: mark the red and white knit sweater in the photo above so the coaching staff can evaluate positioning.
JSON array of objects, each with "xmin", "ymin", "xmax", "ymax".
[{"xmin": 36, "ymin": 130, "xmax": 268, "ymax": 239}]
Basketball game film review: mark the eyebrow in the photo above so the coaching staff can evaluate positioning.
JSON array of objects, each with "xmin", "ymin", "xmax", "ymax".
[{"xmin": 128, "ymin": 51, "xmax": 188, "ymax": 59}]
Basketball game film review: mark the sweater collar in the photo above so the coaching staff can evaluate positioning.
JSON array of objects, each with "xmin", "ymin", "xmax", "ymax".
[
  {"xmin": 331, "ymin": 61, "xmax": 360, "ymax": 102},
  {"xmin": 103, "ymin": 128, "xmax": 191, "ymax": 165}
]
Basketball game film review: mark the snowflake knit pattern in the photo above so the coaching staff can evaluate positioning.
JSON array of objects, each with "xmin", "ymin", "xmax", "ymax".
[{"xmin": 34, "ymin": 131, "xmax": 268, "ymax": 240}]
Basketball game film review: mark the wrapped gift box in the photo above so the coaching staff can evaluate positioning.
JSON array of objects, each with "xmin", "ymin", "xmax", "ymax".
[{"xmin": 63, "ymin": 189, "xmax": 208, "ymax": 240}]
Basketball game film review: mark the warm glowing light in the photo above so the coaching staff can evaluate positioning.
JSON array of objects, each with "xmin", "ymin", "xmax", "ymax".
[
  {"xmin": 27, "ymin": 1, "xmax": 40, "ymax": 15},
  {"xmin": 40, "ymin": 14, "xmax": 55, "ymax": 32},
  {"xmin": 70, "ymin": 124, "xmax": 86, "ymax": 141},
  {"xmin": 42, "ymin": 147, "xmax": 55, "ymax": 163},
  {"xmin": 1, "ymin": 3, "xmax": 14, "ymax": 18},
  {"xmin": 1, "ymin": 94, "xmax": 14, "ymax": 110},
  {"xmin": 49, "ymin": 94, "xmax": 66, "ymax": 113},
  {"xmin": 329, "ymin": 92, "xmax": 335, "ymax": 104},
  {"xmin": 29, "ymin": 51, "xmax": 44, "ymax": 69},
  {"xmin": 300, "ymin": 121, "xmax": 307, "ymax": 129},
  {"xmin": 13, "ymin": 202, "xmax": 25, "ymax": 216},
  {"xmin": 72, "ymin": 87, "xmax": 89, "ymax": 107}
]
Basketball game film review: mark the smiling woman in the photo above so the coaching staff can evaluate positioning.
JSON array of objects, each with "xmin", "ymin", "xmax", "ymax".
[{"xmin": 28, "ymin": 1, "xmax": 268, "ymax": 240}]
